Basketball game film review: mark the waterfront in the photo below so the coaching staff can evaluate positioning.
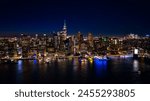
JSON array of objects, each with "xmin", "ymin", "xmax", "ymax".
[{"xmin": 0, "ymin": 57, "xmax": 150, "ymax": 84}]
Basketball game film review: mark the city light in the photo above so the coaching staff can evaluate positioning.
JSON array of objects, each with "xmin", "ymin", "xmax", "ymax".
[{"xmin": 134, "ymin": 49, "xmax": 139, "ymax": 55}]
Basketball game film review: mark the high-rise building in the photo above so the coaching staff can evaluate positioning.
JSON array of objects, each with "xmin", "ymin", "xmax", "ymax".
[
  {"xmin": 87, "ymin": 33, "xmax": 94, "ymax": 48},
  {"xmin": 53, "ymin": 33, "xmax": 58, "ymax": 51},
  {"xmin": 61, "ymin": 20, "xmax": 67, "ymax": 41},
  {"xmin": 58, "ymin": 20, "xmax": 68, "ymax": 51},
  {"xmin": 77, "ymin": 32, "xmax": 82, "ymax": 41},
  {"xmin": 76, "ymin": 31, "xmax": 83, "ymax": 51}
]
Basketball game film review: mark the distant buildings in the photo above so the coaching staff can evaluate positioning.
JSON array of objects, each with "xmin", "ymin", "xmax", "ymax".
[
  {"xmin": 127, "ymin": 33, "xmax": 140, "ymax": 39},
  {"xmin": 0, "ymin": 21, "xmax": 149, "ymax": 60}
]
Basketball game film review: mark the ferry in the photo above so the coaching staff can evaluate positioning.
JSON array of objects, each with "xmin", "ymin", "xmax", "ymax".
[{"xmin": 94, "ymin": 56, "xmax": 110, "ymax": 61}]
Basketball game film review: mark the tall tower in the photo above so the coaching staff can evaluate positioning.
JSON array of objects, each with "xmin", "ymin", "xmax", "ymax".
[
  {"xmin": 61, "ymin": 20, "xmax": 67, "ymax": 40},
  {"xmin": 59, "ymin": 20, "xmax": 68, "ymax": 51},
  {"xmin": 63, "ymin": 20, "xmax": 67, "ymax": 32}
]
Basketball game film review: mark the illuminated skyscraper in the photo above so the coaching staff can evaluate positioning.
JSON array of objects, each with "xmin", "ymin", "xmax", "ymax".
[
  {"xmin": 61, "ymin": 20, "xmax": 67, "ymax": 41},
  {"xmin": 59, "ymin": 20, "xmax": 68, "ymax": 51},
  {"xmin": 87, "ymin": 33, "xmax": 94, "ymax": 46},
  {"xmin": 76, "ymin": 31, "xmax": 83, "ymax": 51}
]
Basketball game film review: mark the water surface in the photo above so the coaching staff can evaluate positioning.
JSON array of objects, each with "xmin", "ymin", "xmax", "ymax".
[{"xmin": 0, "ymin": 58, "xmax": 150, "ymax": 84}]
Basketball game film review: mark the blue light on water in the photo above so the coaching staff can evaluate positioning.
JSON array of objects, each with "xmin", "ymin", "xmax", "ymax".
[
  {"xmin": 94, "ymin": 58, "xmax": 107, "ymax": 65},
  {"xmin": 18, "ymin": 60, "xmax": 22, "ymax": 65},
  {"xmin": 17, "ymin": 60, "xmax": 23, "ymax": 72},
  {"xmin": 33, "ymin": 59, "xmax": 37, "ymax": 64},
  {"xmin": 16, "ymin": 60, "xmax": 23, "ymax": 83},
  {"xmin": 94, "ymin": 59, "xmax": 108, "ymax": 77}
]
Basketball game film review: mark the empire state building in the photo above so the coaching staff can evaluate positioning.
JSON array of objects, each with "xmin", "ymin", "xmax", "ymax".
[
  {"xmin": 61, "ymin": 20, "xmax": 67, "ymax": 40},
  {"xmin": 58, "ymin": 20, "xmax": 68, "ymax": 51}
]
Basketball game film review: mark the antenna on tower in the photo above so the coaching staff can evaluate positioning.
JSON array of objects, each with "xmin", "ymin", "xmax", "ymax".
[{"xmin": 63, "ymin": 19, "xmax": 67, "ymax": 30}]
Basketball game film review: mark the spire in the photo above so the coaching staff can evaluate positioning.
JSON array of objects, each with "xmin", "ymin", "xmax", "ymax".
[{"xmin": 63, "ymin": 20, "xmax": 67, "ymax": 30}]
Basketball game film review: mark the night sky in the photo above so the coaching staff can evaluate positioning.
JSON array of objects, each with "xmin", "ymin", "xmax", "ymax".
[{"xmin": 0, "ymin": 0, "xmax": 150, "ymax": 36}]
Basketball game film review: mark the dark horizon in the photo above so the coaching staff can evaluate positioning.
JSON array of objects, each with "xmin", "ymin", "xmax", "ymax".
[{"xmin": 0, "ymin": 0, "xmax": 150, "ymax": 36}]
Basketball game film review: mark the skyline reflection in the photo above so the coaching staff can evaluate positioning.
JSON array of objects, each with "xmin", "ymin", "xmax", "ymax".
[
  {"xmin": 16, "ymin": 60, "xmax": 23, "ymax": 83},
  {"xmin": 94, "ymin": 59, "xmax": 108, "ymax": 77},
  {"xmin": 133, "ymin": 60, "xmax": 139, "ymax": 72},
  {"xmin": 0, "ymin": 57, "xmax": 149, "ymax": 84}
]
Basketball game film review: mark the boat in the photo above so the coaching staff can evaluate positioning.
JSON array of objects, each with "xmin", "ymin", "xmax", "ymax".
[{"xmin": 94, "ymin": 56, "xmax": 110, "ymax": 61}]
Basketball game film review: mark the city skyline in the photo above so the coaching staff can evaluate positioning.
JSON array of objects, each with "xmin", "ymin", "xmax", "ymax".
[
  {"xmin": 0, "ymin": 0, "xmax": 150, "ymax": 35},
  {"xmin": 0, "ymin": 25, "xmax": 149, "ymax": 84}
]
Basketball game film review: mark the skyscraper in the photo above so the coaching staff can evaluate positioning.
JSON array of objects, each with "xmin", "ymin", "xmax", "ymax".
[
  {"xmin": 58, "ymin": 20, "xmax": 68, "ymax": 51},
  {"xmin": 61, "ymin": 20, "xmax": 67, "ymax": 41}
]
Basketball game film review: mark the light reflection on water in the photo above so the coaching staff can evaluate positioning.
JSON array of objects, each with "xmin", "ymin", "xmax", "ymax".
[
  {"xmin": 0, "ymin": 57, "xmax": 149, "ymax": 83},
  {"xmin": 94, "ymin": 59, "xmax": 107, "ymax": 77},
  {"xmin": 33, "ymin": 59, "xmax": 37, "ymax": 64},
  {"xmin": 17, "ymin": 60, "xmax": 23, "ymax": 72},
  {"xmin": 16, "ymin": 60, "xmax": 23, "ymax": 83},
  {"xmin": 80, "ymin": 60, "xmax": 88, "ymax": 78},
  {"xmin": 133, "ymin": 60, "xmax": 139, "ymax": 72},
  {"xmin": 73, "ymin": 58, "xmax": 79, "ymax": 71}
]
